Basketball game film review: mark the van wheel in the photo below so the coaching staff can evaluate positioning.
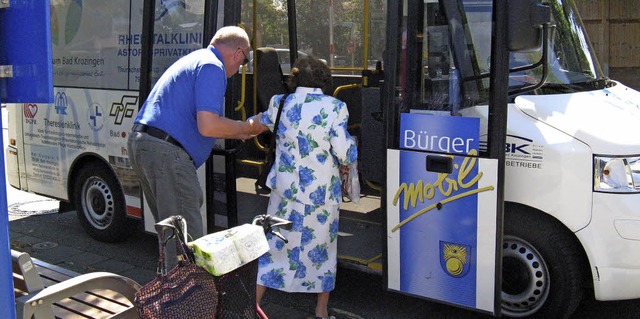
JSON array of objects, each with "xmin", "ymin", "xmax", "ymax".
[
  {"xmin": 73, "ymin": 164, "xmax": 137, "ymax": 242},
  {"xmin": 502, "ymin": 210, "xmax": 585, "ymax": 318}
]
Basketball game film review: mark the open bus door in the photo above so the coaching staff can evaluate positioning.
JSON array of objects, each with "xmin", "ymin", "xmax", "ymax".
[
  {"xmin": 381, "ymin": 0, "xmax": 549, "ymax": 316},
  {"xmin": 139, "ymin": 0, "xmax": 243, "ymax": 234}
]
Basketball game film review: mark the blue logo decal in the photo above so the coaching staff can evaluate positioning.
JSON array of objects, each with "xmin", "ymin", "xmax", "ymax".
[
  {"xmin": 55, "ymin": 92, "xmax": 68, "ymax": 115},
  {"xmin": 88, "ymin": 103, "xmax": 104, "ymax": 131}
]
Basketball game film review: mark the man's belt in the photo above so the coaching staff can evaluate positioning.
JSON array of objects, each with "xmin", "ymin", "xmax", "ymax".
[{"xmin": 132, "ymin": 124, "xmax": 184, "ymax": 150}]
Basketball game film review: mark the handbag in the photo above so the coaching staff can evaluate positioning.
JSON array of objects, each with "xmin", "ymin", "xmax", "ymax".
[
  {"xmin": 340, "ymin": 159, "xmax": 361, "ymax": 204},
  {"xmin": 255, "ymin": 94, "xmax": 289, "ymax": 194},
  {"xmin": 134, "ymin": 215, "xmax": 218, "ymax": 319}
]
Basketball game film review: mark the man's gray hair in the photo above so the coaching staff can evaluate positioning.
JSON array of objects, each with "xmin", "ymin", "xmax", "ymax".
[{"xmin": 211, "ymin": 26, "xmax": 250, "ymax": 48}]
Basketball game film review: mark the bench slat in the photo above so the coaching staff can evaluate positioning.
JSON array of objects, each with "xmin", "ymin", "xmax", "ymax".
[
  {"xmin": 53, "ymin": 297, "xmax": 118, "ymax": 319},
  {"xmin": 36, "ymin": 263, "xmax": 135, "ymax": 307},
  {"xmin": 51, "ymin": 306, "xmax": 95, "ymax": 319},
  {"xmin": 34, "ymin": 263, "xmax": 76, "ymax": 282},
  {"xmin": 14, "ymin": 273, "xmax": 30, "ymax": 296},
  {"xmin": 37, "ymin": 275, "xmax": 134, "ymax": 316},
  {"xmin": 11, "ymin": 250, "xmax": 140, "ymax": 319}
]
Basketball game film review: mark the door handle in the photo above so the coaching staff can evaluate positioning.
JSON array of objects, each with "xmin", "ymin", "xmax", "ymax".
[{"xmin": 426, "ymin": 155, "xmax": 453, "ymax": 174}]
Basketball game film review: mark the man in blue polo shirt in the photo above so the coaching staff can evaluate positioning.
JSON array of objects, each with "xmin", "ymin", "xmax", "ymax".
[{"xmin": 127, "ymin": 26, "xmax": 261, "ymax": 250}]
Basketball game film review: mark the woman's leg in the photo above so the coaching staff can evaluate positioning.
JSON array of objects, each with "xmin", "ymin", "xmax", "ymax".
[
  {"xmin": 257, "ymin": 284, "xmax": 267, "ymax": 305},
  {"xmin": 315, "ymin": 292, "xmax": 331, "ymax": 318},
  {"xmin": 256, "ymin": 284, "xmax": 268, "ymax": 318}
]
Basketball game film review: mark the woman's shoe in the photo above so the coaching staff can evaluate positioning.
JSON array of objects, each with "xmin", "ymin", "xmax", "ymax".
[{"xmin": 315, "ymin": 316, "xmax": 336, "ymax": 319}]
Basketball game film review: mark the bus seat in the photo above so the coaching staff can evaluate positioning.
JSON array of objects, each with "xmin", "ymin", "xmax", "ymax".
[
  {"xmin": 335, "ymin": 85, "xmax": 363, "ymax": 130},
  {"xmin": 255, "ymin": 47, "xmax": 288, "ymax": 112}
]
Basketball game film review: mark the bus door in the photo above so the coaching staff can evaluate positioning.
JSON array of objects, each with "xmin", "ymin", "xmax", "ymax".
[
  {"xmin": 383, "ymin": 0, "xmax": 510, "ymax": 315},
  {"xmin": 139, "ymin": 0, "xmax": 226, "ymax": 234}
]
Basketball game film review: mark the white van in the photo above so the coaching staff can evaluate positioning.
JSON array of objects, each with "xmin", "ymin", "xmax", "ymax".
[{"xmin": 384, "ymin": 0, "xmax": 640, "ymax": 317}]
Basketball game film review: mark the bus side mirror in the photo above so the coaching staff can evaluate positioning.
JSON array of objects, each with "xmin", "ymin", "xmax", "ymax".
[{"xmin": 507, "ymin": 0, "xmax": 551, "ymax": 52}]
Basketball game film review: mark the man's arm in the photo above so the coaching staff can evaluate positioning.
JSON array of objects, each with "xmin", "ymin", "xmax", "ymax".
[{"xmin": 197, "ymin": 111, "xmax": 267, "ymax": 139}]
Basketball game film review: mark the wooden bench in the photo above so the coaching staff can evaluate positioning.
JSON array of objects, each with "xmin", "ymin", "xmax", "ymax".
[{"xmin": 11, "ymin": 250, "xmax": 141, "ymax": 319}]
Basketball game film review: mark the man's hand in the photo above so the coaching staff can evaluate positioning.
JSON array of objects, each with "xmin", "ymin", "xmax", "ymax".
[
  {"xmin": 247, "ymin": 112, "xmax": 268, "ymax": 136},
  {"xmin": 197, "ymin": 111, "xmax": 267, "ymax": 139}
]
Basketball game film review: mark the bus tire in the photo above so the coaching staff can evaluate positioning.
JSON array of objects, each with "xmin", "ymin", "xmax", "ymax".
[
  {"xmin": 501, "ymin": 209, "xmax": 585, "ymax": 318},
  {"xmin": 73, "ymin": 164, "xmax": 137, "ymax": 242}
]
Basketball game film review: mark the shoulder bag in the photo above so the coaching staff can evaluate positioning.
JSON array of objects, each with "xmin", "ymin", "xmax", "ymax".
[{"xmin": 255, "ymin": 94, "xmax": 289, "ymax": 194}]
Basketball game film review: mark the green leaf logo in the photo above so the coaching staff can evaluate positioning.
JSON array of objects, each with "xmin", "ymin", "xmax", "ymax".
[
  {"xmin": 50, "ymin": 4, "xmax": 58, "ymax": 45},
  {"xmin": 64, "ymin": 0, "xmax": 83, "ymax": 44}
]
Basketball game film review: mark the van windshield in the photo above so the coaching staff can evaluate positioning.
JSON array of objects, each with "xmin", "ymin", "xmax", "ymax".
[
  {"xmin": 508, "ymin": 0, "xmax": 608, "ymax": 92},
  {"xmin": 419, "ymin": 0, "xmax": 610, "ymax": 111}
]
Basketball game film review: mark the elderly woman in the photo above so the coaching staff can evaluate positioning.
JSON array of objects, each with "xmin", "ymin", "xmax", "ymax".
[{"xmin": 251, "ymin": 56, "xmax": 358, "ymax": 319}]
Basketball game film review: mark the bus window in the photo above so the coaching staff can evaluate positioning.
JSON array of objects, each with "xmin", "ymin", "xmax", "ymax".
[
  {"xmin": 51, "ymin": 0, "xmax": 135, "ymax": 90},
  {"xmin": 240, "ymin": 1, "xmax": 386, "ymax": 75},
  {"xmin": 292, "ymin": 1, "xmax": 385, "ymax": 72},
  {"xmin": 149, "ymin": 0, "xmax": 206, "ymax": 85},
  {"xmin": 240, "ymin": 1, "xmax": 290, "ymax": 73},
  {"xmin": 419, "ymin": 1, "xmax": 492, "ymax": 114}
]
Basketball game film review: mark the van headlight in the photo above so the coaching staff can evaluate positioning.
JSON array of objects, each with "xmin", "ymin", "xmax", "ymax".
[{"xmin": 594, "ymin": 156, "xmax": 640, "ymax": 193}]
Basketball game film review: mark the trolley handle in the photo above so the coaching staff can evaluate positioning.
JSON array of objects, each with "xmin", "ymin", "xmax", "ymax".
[{"xmin": 252, "ymin": 214, "xmax": 292, "ymax": 244}]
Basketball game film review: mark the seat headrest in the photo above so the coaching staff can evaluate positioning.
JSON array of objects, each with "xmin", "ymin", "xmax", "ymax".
[{"xmin": 255, "ymin": 47, "xmax": 288, "ymax": 111}]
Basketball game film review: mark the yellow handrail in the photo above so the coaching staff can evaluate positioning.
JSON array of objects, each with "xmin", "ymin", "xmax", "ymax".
[
  {"xmin": 235, "ymin": 22, "xmax": 248, "ymax": 120},
  {"xmin": 237, "ymin": 1, "xmax": 269, "ymax": 171},
  {"xmin": 363, "ymin": 0, "xmax": 370, "ymax": 86},
  {"xmin": 333, "ymin": 83, "xmax": 361, "ymax": 98}
]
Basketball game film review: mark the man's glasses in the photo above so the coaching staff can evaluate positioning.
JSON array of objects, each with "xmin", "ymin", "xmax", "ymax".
[{"xmin": 238, "ymin": 48, "xmax": 249, "ymax": 65}]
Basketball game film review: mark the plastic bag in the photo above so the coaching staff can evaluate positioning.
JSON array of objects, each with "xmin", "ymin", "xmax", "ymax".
[
  {"xmin": 189, "ymin": 224, "xmax": 269, "ymax": 276},
  {"xmin": 340, "ymin": 160, "xmax": 361, "ymax": 204}
]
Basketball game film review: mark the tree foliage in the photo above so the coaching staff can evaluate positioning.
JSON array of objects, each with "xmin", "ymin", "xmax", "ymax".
[{"xmin": 241, "ymin": 0, "xmax": 386, "ymax": 67}]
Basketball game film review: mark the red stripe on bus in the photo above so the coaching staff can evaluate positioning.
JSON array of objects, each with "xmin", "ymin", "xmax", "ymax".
[{"xmin": 127, "ymin": 206, "xmax": 142, "ymax": 218}]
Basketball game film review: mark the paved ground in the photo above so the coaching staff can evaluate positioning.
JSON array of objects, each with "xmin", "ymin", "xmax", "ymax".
[
  {"xmin": 8, "ymin": 201, "xmax": 322, "ymax": 318},
  {"xmin": 3, "ymin": 159, "xmax": 472, "ymax": 318},
  {"xmin": 7, "ymin": 206, "xmax": 464, "ymax": 319},
  {"xmin": 8, "ymin": 184, "xmax": 640, "ymax": 319}
]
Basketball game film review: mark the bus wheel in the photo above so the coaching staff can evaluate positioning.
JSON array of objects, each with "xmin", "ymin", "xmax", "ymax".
[
  {"xmin": 73, "ymin": 164, "xmax": 137, "ymax": 242},
  {"xmin": 501, "ymin": 210, "xmax": 585, "ymax": 318}
]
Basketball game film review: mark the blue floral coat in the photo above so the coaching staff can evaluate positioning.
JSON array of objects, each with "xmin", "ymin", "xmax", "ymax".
[
  {"xmin": 256, "ymin": 87, "xmax": 357, "ymax": 293},
  {"xmin": 260, "ymin": 87, "xmax": 358, "ymax": 206}
]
